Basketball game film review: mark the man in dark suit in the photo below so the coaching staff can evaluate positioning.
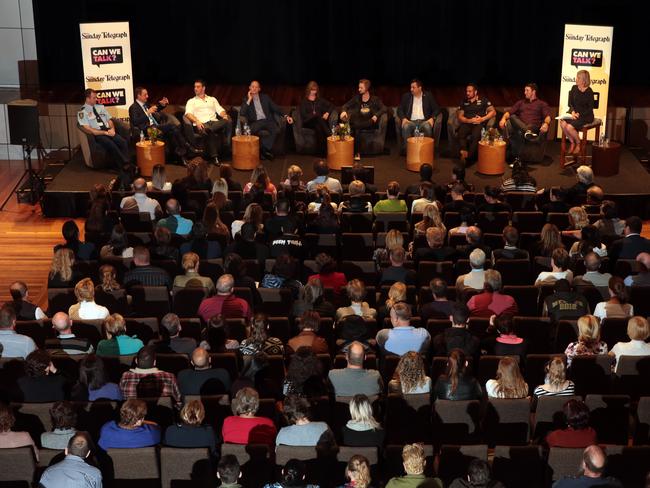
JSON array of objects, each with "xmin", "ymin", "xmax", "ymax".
[
  {"xmin": 396, "ymin": 79, "xmax": 440, "ymax": 154},
  {"xmin": 129, "ymin": 86, "xmax": 194, "ymax": 160},
  {"xmin": 239, "ymin": 80, "xmax": 292, "ymax": 160},
  {"xmin": 492, "ymin": 226, "xmax": 529, "ymax": 261},
  {"xmin": 609, "ymin": 216, "xmax": 650, "ymax": 264},
  {"xmin": 456, "ymin": 226, "xmax": 492, "ymax": 259}
]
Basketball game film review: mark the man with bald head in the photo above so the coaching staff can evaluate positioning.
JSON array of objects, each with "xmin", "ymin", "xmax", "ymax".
[
  {"xmin": 328, "ymin": 341, "xmax": 382, "ymax": 398},
  {"xmin": 624, "ymin": 252, "xmax": 650, "ymax": 287},
  {"xmin": 573, "ymin": 252, "xmax": 613, "ymax": 298},
  {"xmin": 123, "ymin": 246, "xmax": 172, "ymax": 289},
  {"xmin": 119, "ymin": 178, "xmax": 162, "ymax": 219},
  {"xmin": 44, "ymin": 312, "xmax": 93, "ymax": 355},
  {"xmin": 553, "ymin": 445, "xmax": 622, "ymax": 487},
  {"xmin": 198, "ymin": 274, "xmax": 252, "ymax": 322},
  {"xmin": 156, "ymin": 198, "xmax": 193, "ymax": 235},
  {"xmin": 177, "ymin": 347, "xmax": 231, "ymax": 395}
]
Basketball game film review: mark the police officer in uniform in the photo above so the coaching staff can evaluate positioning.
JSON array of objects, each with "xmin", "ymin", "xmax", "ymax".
[
  {"xmin": 456, "ymin": 83, "xmax": 496, "ymax": 164},
  {"xmin": 78, "ymin": 88, "xmax": 131, "ymax": 174}
]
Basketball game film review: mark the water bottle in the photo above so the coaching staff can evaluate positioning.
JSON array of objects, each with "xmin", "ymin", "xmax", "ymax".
[
  {"xmin": 139, "ymin": 130, "xmax": 145, "ymax": 143},
  {"xmin": 599, "ymin": 133, "xmax": 605, "ymax": 146},
  {"xmin": 331, "ymin": 124, "xmax": 337, "ymax": 136},
  {"xmin": 414, "ymin": 127, "xmax": 420, "ymax": 138},
  {"xmin": 235, "ymin": 125, "xmax": 241, "ymax": 137},
  {"xmin": 481, "ymin": 127, "xmax": 486, "ymax": 141},
  {"xmin": 243, "ymin": 123, "xmax": 250, "ymax": 136},
  {"xmin": 418, "ymin": 127, "xmax": 424, "ymax": 139}
]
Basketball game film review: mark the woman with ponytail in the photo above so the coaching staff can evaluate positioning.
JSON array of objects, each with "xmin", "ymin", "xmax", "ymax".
[
  {"xmin": 433, "ymin": 349, "xmax": 482, "ymax": 401},
  {"xmin": 593, "ymin": 276, "xmax": 634, "ymax": 321}
]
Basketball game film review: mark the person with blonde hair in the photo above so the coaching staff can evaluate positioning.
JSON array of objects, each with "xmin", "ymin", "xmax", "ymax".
[
  {"xmin": 533, "ymin": 223, "xmax": 564, "ymax": 258},
  {"xmin": 96, "ymin": 313, "xmax": 144, "ymax": 356},
  {"xmin": 291, "ymin": 276, "xmax": 336, "ymax": 319},
  {"xmin": 341, "ymin": 454, "xmax": 373, "ymax": 488},
  {"xmin": 377, "ymin": 281, "xmax": 409, "ymax": 324},
  {"xmin": 163, "ymin": 399, "xmax": 216, "ymax": 453},
  {"xmin": 485, "ymin": 356, "xmax": 528, "ymax": 398},
  {"xmin": 414, "ymin": 203, "xmax": 446, "ymax": 236},
  {"xmin": 48, "ymin": 248, "xmax": 78, "ymax": 288},
  {"xmin": 564, "ymin": 206, "xmax": 590, "ymax": 239},
  {"xmin": 338, "ymin": 179, "xmax": 372, "ymax": 213},
  {"xmin": 386, "ymin": 443, "xmax": 443, "ymax": 488},
  {"xmin": 413, "ymin": 227, "xmax": 456, "ymax": 263},
  {"xmin": 374, "ymin": 228, "xmax": 405, "ymax": 265},
  {"xmin": 389, "ymin": 351, "xmax": 431, "ymax": 394},
  {"xmin": 173, "ymin": 252, "xmax": 215, "ymax": 295},
  {"xmin": 534, "ymin": 356, "xmax": 575, "ymax": 397},
  {"xmin": 231, "ymin": 202, "xmax": 264, "ymax": 238},
  {"xmin": 98, "ymin": 264, "xmax": 121, "ymax": 292},
  {"xmin": 593, "ymin": 276, "xmax": 634, "ymax": 321},
  {"xmin": 68, "ymin": 278, "xmax": 109, "ymax": 320},
  {"xmin": 564, "ymin": 315, "xmax": 609, "ymax": 367},
  {"xmin": 560, "ymin": 69, "xmax": 595, "ymax": 159},
  {"xmin": 336, "ymin": 279, "xmax": 377, "ymax": 320},
  {"xmin": 341, "ymin": 393, "xmax": 384, "ymax": 448},
  {"xmin": 610, "ymin": 316, "xmax": 650, "ymax": 372},
  {"xmin": 222, "ymin": 387, "xmax": 277, "ymax": 446},
  {"xmin": 283, "ymin": 164, "xmax": 306, "ymax": 190}
]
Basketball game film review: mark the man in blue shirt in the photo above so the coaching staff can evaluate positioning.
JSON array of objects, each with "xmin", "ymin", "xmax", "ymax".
[
  {"xmin": 376, "ymin": 301, "xmax": 430, "ymax": 356},
  {"xmin": 157, "ymin": 198, "xmax": 193, "ymax": 236},
  {"xmin": 40, "ymin": 432, "xmax": 102, "ymax": 488},
  {"xmin": 0, "ymin": 304, "xmax": 37, "ymax": 359}
]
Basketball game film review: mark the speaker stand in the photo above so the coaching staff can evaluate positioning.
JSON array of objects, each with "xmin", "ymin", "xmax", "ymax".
[{"xmin": 0, "ymin": 144, "xmax": 46, "ymax": 210}]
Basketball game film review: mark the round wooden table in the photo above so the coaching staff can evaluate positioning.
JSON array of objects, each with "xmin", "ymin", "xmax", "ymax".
[
  {"xmin": 232, "ymin": 135, "xmax": 260, "ymax": 170},
  {"xmin": 592, "ymin": 141, "xmax": 622, "ymax": 177},
  {"xmin": 477, "ymin": 140, "xmax": 507, "ymax": 175},
  {"xmin": 406, "ymin": 136, "xmax": 434, "ymax": 172},
  {"xmin": 327, "ymin": 135, "xmax": 354, "ymax": 170},
  {"xmin": 135, "ymin": 140, "xmax": 165, "ymax": 177}
]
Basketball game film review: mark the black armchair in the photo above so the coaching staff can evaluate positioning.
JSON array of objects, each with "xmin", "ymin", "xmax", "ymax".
[
  {"xmin": 291, "ymin": 107, "xmax": 339, "ymax": 154},
  {"xmin": 234, "ymin": 105, "xmax": 288, "ymax": 156},
  {"xmin": 355, "ymin": 112, "xmax": 389, "ymax": 155},
  {"xmin": 446, "ymin": 107, "xmax": 496, "ymax": 158},
  {"xmin": 77, "ymin": 118, "xmax": 130, "ymax": 169}
]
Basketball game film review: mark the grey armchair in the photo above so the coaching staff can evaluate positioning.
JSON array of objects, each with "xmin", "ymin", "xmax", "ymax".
[
  {"xmin": 393, "ymin": 107, "xmax": 444, "ymax": 154},
  {"xmin": 355, "ymin": 112, "xmax": 388, "ymax": 155},
  {"xmin": 234, "ymin": 106, "xmax": 288, "ymax": 156},
  {"xmin": 291, "ymin": 107, "xmax": 339, "ymax": 154},
  {"xmin": 77, "ymin": 118, "xmax": 130, "ymax": 169}
]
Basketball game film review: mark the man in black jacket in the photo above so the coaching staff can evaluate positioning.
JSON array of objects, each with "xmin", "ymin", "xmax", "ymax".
[
  {"xmin": 239, "ymin": 80, "xmax": 292, "ymax": 160},
  {"xmin": 340, "ymin": 79, "xmax": 387, "ymax": 161},
  {"xmin": 609, "ymin": 216, "xmax": 650, "ymax": 264},
  {"xmin": 128, "ymin": 86, "xmax": 193, "ymax": 160},
  {"xmin": 396, "ymin": 79, "xmax": 440, "ymax": 154}
]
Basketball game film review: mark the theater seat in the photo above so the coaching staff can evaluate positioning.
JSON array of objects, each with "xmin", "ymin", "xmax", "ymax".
[
  {"xmin": 160, "ymin": 447, "xmax": 212, "ymax": 488},
  {"xmin": 0, "ymin": 447, "xmax": 37, "ymax": 486}
]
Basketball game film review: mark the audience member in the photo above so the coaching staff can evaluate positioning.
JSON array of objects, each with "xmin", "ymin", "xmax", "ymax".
[
  {"xmin": 563, "ymin": 206, "xmax": 590, "ymax": 240},
  {"xmin": 564, "ymin": 315, "xmax": 609, "ymax": 367},
  {"xmin": 68, "ymin": 278, "xmax": 109, "ymax": 320},
  {"xmin": 449, "ymin": 459, "xmax": 505, "ymax": 488},
  {"xmin": 48, "ymin": 248, "xmax": 82, "ymax": 288},
  {"xmin": 336, "ymin": 314, "xmax": 376, "ymax": 351},
  {"xmin": 0, "ymin": 303, "xmax": 37, "ymax": 358},
  {"xmin": 610, "ymin": 316, "xmax": 650, "ymax": 372},
  {"xmin": 179, "ymin": 222, "xmax": 222, "ymax": 259},
  {"xmin": 288, "ymin": 311, "xmax": 329, "ymax": 354},
  {"xmin": 54, "ymin": 220, "xmax": 96, "ymax": 261},
  {"xmin": 276, "ymin": 395, "xmax": 333, "ymax": 446},
  {"xmin": 308, "ymin": 253, "xmax": 347, "ymax": 295},
  {"xmin": 542, "ymin": 280, "xmax": 590, "ymax": 322},
  {"xmin": 594, "ymin": 200, "xmax": 625, "ymax": 237},
  {"xmin": 17, "ymin": 349, "xmax": 67, "ymax": 402},
  {"xmin": 569, "ymin": 225, "xmax": 607, "ymax": 259},
  {"xmin": 198, "ymin": 274, "xmax": 252, "ymax": 322},
  {"xmin": 41, "ymin": 401, "xmax": 77, "ymax": 449},
  {"xmin": 98, "ymin": 399, "xmax": 160, "ymax": 449},
  {"xmin": 624, "ymin": 252, "xmax": 650, "ymax": 287},
  {"xmin": 123, "ymin": 246, "xmax": 172, "ymax": 289},
  {"xmin": 389, "ymin": 351, "xmax": 431, "ymax": 394},
  {"xmin": 539, "ymin": 187, "xmax": 570, "ymax": 215},
  {"xmin": 385, "ymin": 443, "xmax": 442, "ymax": 488},
  {"xmin": 263, "ymin": 459, "xmax": 316, "ymax": 488},
  {"xmin": 292, "ymin": 277, "xmax": 336, "ymax": 319},
  {"xmin": 534, "ymin": 356, "xmax": 575, "ymax": 397},
  {"xmin": 96, "ymin": 313, "xmax": 144, "ymax": 356},
  {"xmin": 172, "ymin": 252, "xmax": 215, "ymax": 295},
  {"xmin": 283, "ymin": 346, "xmax": 327, "ymax": 397},
  {"xmin": 151, "ymin": 226, "xmax": 178, "ymax": 262},
  {"xmin": 485, "ymin": 356, "xmax": 528, "ymax": 399},
  {"xmin": 491, "ymin": 226, "xmax": 529, "ymax": 261},
  {"xmin": 336, "ymin": 279, "xmax": 377, "ymax": 320},
  {"xmin": 477, "ymin": 186, "xmax": 511, "ymax": 214},
  {"xmin": 532, "ymin": 223, "xmax": 564, "ymax": 258},
  {"xmin": 217, "ymin": 455, "xmax": 243, "ymax": 488},
  {"xmin": 456, "ymin": 226, "xmax": 491, "ymax": 259},
  {"xmin": 467, "ymin": 269, "xmax": 518, "ymax": 317},
  {"xmin": 0, "ymin": 402, "xmax": 38, "ymax": 460},
  {"xmin": 120, "ymin": 177, "xmax": 161, "ymax": 218},
  {"xmin": 566, "ymin": 166, "xmax": 595, "ymax": 205},
  {"xmin": 411, "ymin": 182, "xmax": 436, "ymax": 213},
  {"xmin": 177, "ymin": 347, "xmax": 230, "ymax": 396},
  {"xmin": 380, "ymin": 247, "xmax": 416, "ymax": 285},
  {"xmin": 406, "ymin": 163, "xmax": 436, "ymax": 195},
  {"xmin": 163, "ymin": 399, "xmax": 216, "ymax": 453},
  {"xmin": 328, "ymin": 342, "xmax": 382, "ymax": 398},
  {"xmin": 572, "ymin": 252, "xmax": 612, "ymax": 296},
  {"xmin": 100, "ymin": 224, "xmax": 134, "ymax": 260},
  {"xmin": 420, "ymin": 278, "xmax": 455, "ymax": 322},
  {"xmin": 119, "ymin": 345, "xmax": 181, "ymax": 406},
  {"xmin": 609, "ymin": 216, "xmax": 650, "ymax": 263},
  {"xmin": 157, "ymin": 198, "xmax": 193, "ymax": 235},
  {"xmin": 546, "ymin": 399, "xmax": 597, "ymax": 448},
  {"xmin": 593, "ymin": 276, "xmax": 633, "ymax": 321},
  {"xmin": 45, "ymin": 312, "xmax": 93, "ymax": 355},
  {"xmin": 374, "ymin": 181, "xmax": 407, "ymax": 213},
  {"xmin": 341, "ymin": 394, "xmax": 385, "ymax": 448},
  {"xmin": 484, "ymin": 313, "xmax": 527, "ymax": 359},
  {"xmin": 76, "ymin": 354, "xmax": 123, "ymax": 401},
  {"xmin": 433, "ymin": 349, "xmax": 482, "ymax": 401},
  {"xmin": 222, "ymin": 387, "xmax": 277, "ymax": 446},
  {"xmin": 432, "ymin": 302, "xmax": 479, "ymax": 356},
  {"xmin": 455, "ymin": 248, "xmax": 487, "ymax": 292},
  {"xmin": 152, "ymin": 312, "xmax": 197, "ymax": 355},
  {"xmin": 553, "ymin": 445, "xmax": 622, "ymax": 488},
  {"xmin": 413, "ymin": 227, "xmax": 456, "ymax": 263},
  {"xmin": 377, "ymin": 302, "xmax": 431, "ymax": 356},
  {"xmin": 338, "ymin": 179, "xmax": 372, "ymax": 213},
  {"xmin": 341, "ymin": 454, "xmax": 373, "ymax": 488},
  {"xmin": 307, "ymin": 160, "xmax": 343, "ymax": 193},
  {"xmin": 535, "ymin": 248, "xmax": 573, "ymax": 285},
  {"xmin": 8, "ymin": 281, "xmax": 46, "ymax": 320},
  {"xmin": 39, "ymin": 433, "xmax": 102, "ymax": 488},
  {"xmin": 239, "ymin": 314, "xmax": 284, "ymax": 355}
]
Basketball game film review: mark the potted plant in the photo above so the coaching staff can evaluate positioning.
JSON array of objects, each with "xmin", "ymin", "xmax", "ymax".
[
  {"xmin": 147, "ymin": 126, "xmax": 162, "ymax": 144},
  {"xmin": 333, "ymin": 122, "xmax": 351, "ymax": 141}
]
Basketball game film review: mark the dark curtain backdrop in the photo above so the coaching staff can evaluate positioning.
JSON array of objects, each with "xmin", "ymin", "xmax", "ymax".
[{"xmin": 34, "ymin": 0, "xmax": 646, "ymax": 88}]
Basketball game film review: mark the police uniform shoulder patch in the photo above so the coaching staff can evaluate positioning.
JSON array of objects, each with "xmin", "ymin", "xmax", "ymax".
[{"xmin": 78, "ymin": 111, "xmax": 84, "ymax": 119}]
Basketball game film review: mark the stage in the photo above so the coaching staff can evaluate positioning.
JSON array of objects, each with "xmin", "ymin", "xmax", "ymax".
[{"xmin": 42, "ymin": 139, "xmax": 650, "ymax": 219}]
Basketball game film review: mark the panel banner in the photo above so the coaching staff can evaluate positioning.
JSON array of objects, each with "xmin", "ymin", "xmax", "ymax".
[
  {"xmin": 79, "ymin": 21, "xmax": 133, "ymax": 121},
  {"xmin": 557, "ymin": 24, "xmax": 614, "ymax": 140}
]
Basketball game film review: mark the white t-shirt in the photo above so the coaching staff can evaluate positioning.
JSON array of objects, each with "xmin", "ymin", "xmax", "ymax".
[
  {"xmin": 611, "ymin": 340, "xmax": 650, "ymax": 372},
  {"xmin": 535, "ymin": 270, "xmax": 573, "ymax": 284},
  {"xmin": 185, "ymin": 95, "xmax": 225, "ymax": 124},
  {"xmin": 593, "ymin": 301, "xmax": 634, "ymax": 321},
  {"xmin": 411, "ymin": 95, "xmax": 424, "ymax": 120},
  {"xmin": 69, "ymin": 301, "xmax": 109, "ymax": 320}
]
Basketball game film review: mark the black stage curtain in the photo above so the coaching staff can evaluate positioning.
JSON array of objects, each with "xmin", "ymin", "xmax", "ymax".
[{"xmin": 34, "ymin": 0, "xmax": 646, "ymax": 88}]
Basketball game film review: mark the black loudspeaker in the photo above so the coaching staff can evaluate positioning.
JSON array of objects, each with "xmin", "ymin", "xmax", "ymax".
[{"xmin": 8, "ymin": 99, "xmax": 40, "ymax": 146}]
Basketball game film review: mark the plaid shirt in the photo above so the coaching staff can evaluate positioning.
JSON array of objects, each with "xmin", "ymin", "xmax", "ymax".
[{"xmin": 119, "ymin": 368, "xmax": 181, "ymax": 405}]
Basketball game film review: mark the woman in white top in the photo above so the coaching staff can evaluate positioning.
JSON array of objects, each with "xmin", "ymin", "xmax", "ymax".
[
  {"xmin": 535, "ymin": 248, "xmax": 573, "ymax": 285},
  {"xmin": 533, "ymin": 356, "xmax": 575, "ymax": 397},
  {"xmin": 336, "ymin": 279, "xmax": 377, "ymax": 320},
  {"xmin": 388, "ymin": 352, "xmax": 431, "ymax": 395},
  {"xmin": 485, "ymin": 356, "xmax": 529, "ymax": 398},
  {"xmin": 593, "ymin": 276, "xmax": 634, "ymax": 321},
  {"xmin": 68, "ymin": 278, "xmax": 109, "ymax": 320},
  {"xmin": 231, "ymin": 203, "xmax": 264, "ymax": 238},
  {"xmin": 562, "ymin": 206, "xmax": 590, "ymax": 240},
  {"xmin": 610, "ymin": 316, "xmax": 650, "ymax": 372},
  {"xmin": 569, "ymin": 225, "xmax": 607, "ymax": 258}
]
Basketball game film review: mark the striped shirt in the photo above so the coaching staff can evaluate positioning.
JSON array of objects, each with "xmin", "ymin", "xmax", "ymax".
[{"xmin": 533, "ymin": 381, "xmax": 575, "ymax": 397}]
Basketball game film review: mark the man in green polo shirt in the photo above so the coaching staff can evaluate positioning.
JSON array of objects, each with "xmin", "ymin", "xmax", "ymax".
[{"xmin": 373, "ymin": 181, "xmax": 407, "ymax": 214}]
